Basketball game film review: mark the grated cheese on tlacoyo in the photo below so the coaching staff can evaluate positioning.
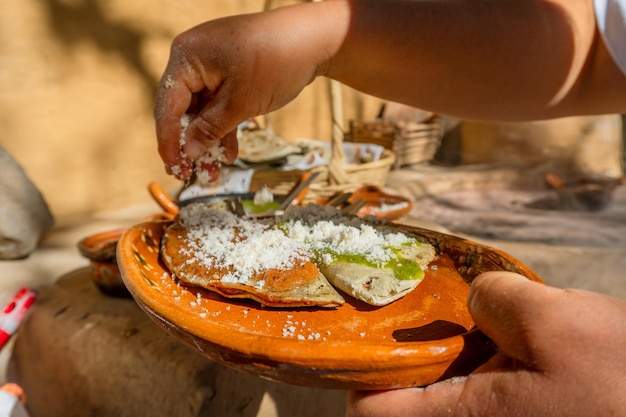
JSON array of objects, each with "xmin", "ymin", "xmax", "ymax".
[
  {"xmin": 178, "ymin": 204, "xmax": 308, "ymax": 287},
  {"xmin": 279, "ymin": 205, "xmax": 416, "ymax": 267},
  {"xmin": 177, "ymin": 204, "xmax": 419, "ymax": 286}
]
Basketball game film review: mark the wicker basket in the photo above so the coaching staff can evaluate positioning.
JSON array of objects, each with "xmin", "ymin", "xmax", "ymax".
[
  {"xmin": 347, "ymin": 117, "xmax": 444, "ymax": 168},
  {"xmin": 248, "ymin": 80, "xmax": 396, "ymax": 202}
]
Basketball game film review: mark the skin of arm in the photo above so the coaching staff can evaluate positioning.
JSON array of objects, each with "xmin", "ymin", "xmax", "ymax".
[{"xmin": 154, "ymin": 0, "xmax": 626, "ymax": 180}]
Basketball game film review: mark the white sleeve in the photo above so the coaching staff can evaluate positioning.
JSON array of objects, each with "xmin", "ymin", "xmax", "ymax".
[{"xmin": 594, "ymin": 0, "xmax": 626, "ymax": 76}]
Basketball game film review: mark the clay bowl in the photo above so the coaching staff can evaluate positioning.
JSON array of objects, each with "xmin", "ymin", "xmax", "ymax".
[
  {"xmin": 117, "ymin": 216, "xmax": 542, "ymax": 390},
  {"xmin": 78, "ymin": 228, "xmax": 129, "ymax": 297},
  {"xmin": 77, "ymin": 184, "xmax": 177, "ymax": 298},
  {"xmin": 350, "ymin": 184, "xmax": 413, "ymax": 220},
  {"xmin": 317, "ymin": 185, "xmax": 413, "ymax": 221}
]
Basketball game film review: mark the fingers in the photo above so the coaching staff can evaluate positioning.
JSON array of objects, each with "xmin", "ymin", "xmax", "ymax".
[
  {"xmin": 219, "ymin": 128, "xmax": 240, "ymax": 164},
  {"xmin": 467, "ymin": 271, "xmax": 556, "ymax": 369},
  {"xmin": 155, "ymin": 75, "xmax": 240, "ymax": 180},
  {"xmin": 154, "ymin": 68, "xmax": 194, "ymax": 178},
  {"xmin": 154, "ymin": 32, "xmax": 242, "ymax": 180},
  {"xmin": 347, "ymin": 384, "xmax": 466, "ymax": 417},
  {"xmin": 182, "ymin": 94, "xmax": 242, "ymax": 160}
]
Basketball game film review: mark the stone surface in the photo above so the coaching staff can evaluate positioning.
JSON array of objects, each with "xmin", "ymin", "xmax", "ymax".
[
  {"xmin": 407, "ymin": 186, "xmax": 626, "ymax": 247},
  {"xmin": 7, "ymin": 269, "xmax": 347, "ymax": 417},
  {"xmin": 387, "ymin": 166, "xmax": 626, "ymax": 301}
]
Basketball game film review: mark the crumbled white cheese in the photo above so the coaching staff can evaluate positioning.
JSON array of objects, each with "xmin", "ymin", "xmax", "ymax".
[
  {"xmin": 176, "ymin": 203, "xmax": 419, "ymax": 289},
  {"xmin": 194, "ymin": 142, "xmax": 227, "ymax": 185},
  {"xmin": 279, "ymin": 205, "xmax": 417, "ymax": 267},
  {"xmin": 179, "ymin": 204, "xmax": 309, "ymax": 287},
  {"xmin": 253, "ymin": 186, "xmax": 274, "ymax": 206},
  {"xmin": 179, "ymin": 114, "xmax": 192, "ymax": 157}
]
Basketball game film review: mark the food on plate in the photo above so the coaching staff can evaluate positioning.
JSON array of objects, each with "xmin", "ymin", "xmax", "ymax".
[
  {"xmin": 161, "ymin": 203, "xmax": 345, "ymax": 308},
  {"xmin": 161, "ymin": 203, "xmax": 436, "ymax": 308},
  {"xmin": 278, "ymin": 206, "xmax": 436, "ymax": 306}
]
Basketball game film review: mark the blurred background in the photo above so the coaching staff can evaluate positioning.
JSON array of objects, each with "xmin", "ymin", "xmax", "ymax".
[
  {"xmin": 0, "ymin": 0, "xmax": 387, "ymax": 222},
  {"xmin": 1, "ymin": 0, "xmax": 623, "ymax": 221}
]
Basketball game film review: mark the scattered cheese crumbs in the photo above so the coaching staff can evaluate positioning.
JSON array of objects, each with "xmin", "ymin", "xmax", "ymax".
[
  {"xmin": 282, "ymin": 325, "xmax": 297, "ymax": 337},
  {"xmin": 170, "ymin": 165, "xmax": 182, "ymax": 176},
  {"xmin": 179, "ymin": 114, "xmax": 192, "ymax": 156},
  {"xmin": 194, "ymin": 144, "xmax": 226, "ymax": 185}
]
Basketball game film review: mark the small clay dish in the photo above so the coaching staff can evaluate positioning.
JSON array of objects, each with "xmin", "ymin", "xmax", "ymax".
[
  {"xmin": 78, "ymin": 228, "xmax": 129, "ymax": 297},
  {"xmin": 117, "ymin": 218, "xmax": 542, "ymax": 389},
  {"xmin": 349, "ymin": 185, "xmax": 413, "ymax": 220}
]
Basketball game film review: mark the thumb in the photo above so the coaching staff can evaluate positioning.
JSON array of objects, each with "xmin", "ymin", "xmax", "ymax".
[
  {"xmin": 183, "ymin": 84, "xmax": 247, "ymax": 160},
  {"xmin": 347, "ymin": 384, "xmax": 467, "ymax": 417},
  {"xmin": 467, "ymin": 271, "xmax": 553, "ymax": 369}
]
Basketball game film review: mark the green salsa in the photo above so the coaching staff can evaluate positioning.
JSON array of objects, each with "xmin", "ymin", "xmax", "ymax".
[
  {"xmin": 311, "ymin": 246, "xmax": 425, "ymax": 281},
  {"xmin": 240, "ymin": 200, "xmax": 282, "ymax": 214}
]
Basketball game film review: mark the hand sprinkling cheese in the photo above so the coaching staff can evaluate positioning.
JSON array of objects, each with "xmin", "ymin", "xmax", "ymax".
[{"xmin": 177, "ymin": 114, "xmax": 230, "ymax": 184}]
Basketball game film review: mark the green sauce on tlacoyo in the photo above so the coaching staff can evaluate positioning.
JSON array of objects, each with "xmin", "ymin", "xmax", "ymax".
[
  {"xmin": 274, "ymin": 206, "xmax": 428, "ymax": 282},
  {"xmin": 310, "ymin": 244, "xmax": 425, "ymax": 281}
]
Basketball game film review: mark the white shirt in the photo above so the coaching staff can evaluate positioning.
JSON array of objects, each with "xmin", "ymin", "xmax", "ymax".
[{"xmin": 595, "ymin": 0, "xmax": 626, "ymax": 75}]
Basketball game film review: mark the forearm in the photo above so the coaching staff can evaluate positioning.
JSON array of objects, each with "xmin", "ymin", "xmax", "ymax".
[
  {"xmin": 308, "ymin": 0, "xmax": 624, "ymax": 120},
  {"xmin": 155, "ymin": 0, "xmax": 626, "ymax": 177}
]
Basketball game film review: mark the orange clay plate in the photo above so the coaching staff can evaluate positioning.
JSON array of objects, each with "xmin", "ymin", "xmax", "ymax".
[{"xmin": 117, "ymin": 220, "xmax": 542, "ymax": 390}]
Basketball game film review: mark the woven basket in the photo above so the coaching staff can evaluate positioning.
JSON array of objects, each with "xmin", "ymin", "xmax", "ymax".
[
  {"xmin": 347, "ymin": 117, "xmax": 444, "ymax": 168},
  {"xmin": 248, "ymin": 75, "xmax": 395, "ymax": 200}
]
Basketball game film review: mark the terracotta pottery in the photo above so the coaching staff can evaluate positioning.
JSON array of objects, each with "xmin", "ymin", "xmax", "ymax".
[
  {"xmin": 349, "ymin": 184, "xmax": 413, "ymax": 220},
  {"xmin": 77, "ymin": 228, "xmax": 129, "ymax": 297},
  {"xmin": 117, "ymin": 218, "xmax": 542, "ymax": 390},
  {"xmin": 77, "ymin": 182, "xmax": 178, "ymax": 297}
]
